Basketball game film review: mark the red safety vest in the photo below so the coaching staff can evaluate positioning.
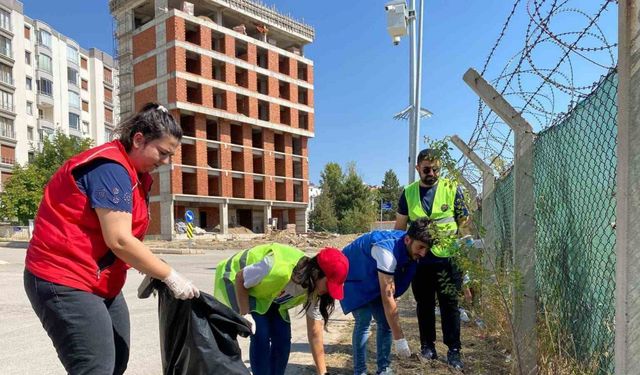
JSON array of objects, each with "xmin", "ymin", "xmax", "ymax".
[{"xmin": 25, "ymin": 140, "xmax": 152, "ymax": 298}]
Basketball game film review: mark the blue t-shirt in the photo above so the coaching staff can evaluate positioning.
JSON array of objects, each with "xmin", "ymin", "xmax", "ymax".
[
  {"xmin": 397, "ymin": 181, "xmax": 468, "ymax": 220},
  {"xmin": 72, "ymin": 159, "xmax": 133, "ymax": 213}
]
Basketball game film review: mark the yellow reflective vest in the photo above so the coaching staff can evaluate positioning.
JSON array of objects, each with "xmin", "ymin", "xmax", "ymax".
[
  {"xmin": 404, "ymin": 178, "xmax": 458, "ymax": 257},
  {"xmin": 214, "ymin": 243, "xmax": 307, "ymax": 322}
]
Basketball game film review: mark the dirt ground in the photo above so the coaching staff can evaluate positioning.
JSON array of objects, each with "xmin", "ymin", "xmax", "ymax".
[
  {"xmin": 146, "ymin": 231, "xmax": 512, "ymax": 374},
  {"xmin": 146, "ymin": 231, "xmax": 361, "ymax": 253}
]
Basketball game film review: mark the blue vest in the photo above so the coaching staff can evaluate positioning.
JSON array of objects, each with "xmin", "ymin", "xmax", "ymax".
[{"xmin": 340, "ymin": 230, "xmax": 417, "ymax": 314}]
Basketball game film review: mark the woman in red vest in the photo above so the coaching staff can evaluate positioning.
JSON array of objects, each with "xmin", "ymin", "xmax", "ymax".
[{"xmin": 24, "ymin": 103, "xmax": 200, "ymax": 375}]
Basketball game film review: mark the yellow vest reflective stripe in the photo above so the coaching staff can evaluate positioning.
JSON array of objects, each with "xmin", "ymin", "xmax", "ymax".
[
  {"xmin": 214, "ymin": 243, "xmax": 307, "ymax": 321},
  {"xmin": 404, "ymin": 179, "xmax": 459, "ymax": 257}
]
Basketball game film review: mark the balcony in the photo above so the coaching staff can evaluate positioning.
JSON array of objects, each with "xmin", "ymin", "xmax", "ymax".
[
  {"xmin": 0, "ymin": 102, "xmax": 14, "ymax": 115},
  {"xmin": 37, "ymin": 90, "xmax": 54, "ymax": 107},
  {"xmin": 0, "ymin": 126, "xmax": 15, "ymax": 140},
  {"xmin": 0, "ymin": 156, "xmax": 14, "ymax": 165},
  {"xmin": 38, "ymin": 118, "xmax": 55, "ymax": 129},
  {"xmin": 0, "ymin": 76, "xmax": 13, "ymax": 90}
]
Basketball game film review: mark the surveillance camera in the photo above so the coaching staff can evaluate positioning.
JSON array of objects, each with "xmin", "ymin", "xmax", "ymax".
[
  {"xmin": 385, "ymin": 5, "xmax": 391, "ymax": 11},
  {"xmin": 393, "ymin": 36, "xmax": 400, "ymax": 45}
]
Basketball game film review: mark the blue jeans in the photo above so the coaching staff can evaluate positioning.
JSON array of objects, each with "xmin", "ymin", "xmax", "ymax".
[
  {"xmin": 352, "ymin": 298, "xmax": 392, "ymax": 375},
  {"xmin": 249, "ymin": 303, "xmax": 292, "ymax": 375},
  {"xmin": 23, "ymin": 269, "xmax": 130, "ymax": 375}
]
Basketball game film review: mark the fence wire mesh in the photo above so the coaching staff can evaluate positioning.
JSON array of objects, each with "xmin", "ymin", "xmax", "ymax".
[
  {"xmin": 491, "ymin": 171, "xmax": 514, "ymax": 271},
  {"xmin": 533, "ymin": 69, "xmax": 617, "ymax": 374}
]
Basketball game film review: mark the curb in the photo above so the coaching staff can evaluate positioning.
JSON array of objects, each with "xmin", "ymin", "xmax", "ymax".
[{"xmin": 149, "ymin": 248, "xmax": 205, "ymax": 255}]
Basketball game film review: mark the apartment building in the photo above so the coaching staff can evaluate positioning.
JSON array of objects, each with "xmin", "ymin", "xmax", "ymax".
[
  {"xmin": 0, "ymin": 0, "xmax": 118, "ymax": 189},
  {"xmin": 110, "ymin": 0, "xmax": 315, "ymax": 239}
]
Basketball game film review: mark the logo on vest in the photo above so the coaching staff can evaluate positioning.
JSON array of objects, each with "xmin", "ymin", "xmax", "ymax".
[{"xmin": 441, "ymin": 204, "xmax": 450, "ymax": 212}]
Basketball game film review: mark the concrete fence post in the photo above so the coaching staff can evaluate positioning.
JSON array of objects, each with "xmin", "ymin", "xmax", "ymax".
[
  {"xmin": 463, "ymin": 68, "xmax": 537, "ymax": 375},
  {"xmin": 450, "ymin": 135, "xmax": 496, "ymax": 268},
  {"xmin": 615, "ymin": 1, "xmax": 640, "ymax": 373}
]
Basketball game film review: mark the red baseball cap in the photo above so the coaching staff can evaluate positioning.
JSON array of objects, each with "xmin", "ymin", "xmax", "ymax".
[{"xmin": 316, "ymin": 247, "xmax": 349, "ymax": 300}]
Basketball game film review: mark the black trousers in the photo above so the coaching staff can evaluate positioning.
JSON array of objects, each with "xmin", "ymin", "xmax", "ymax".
[
  {"xmin": 411, "ymin": 257, "xmax": 462, "ymax": 350},
  {"xmin": 24, "ymin": 269, "xmax": 130, "ymax": 375}
]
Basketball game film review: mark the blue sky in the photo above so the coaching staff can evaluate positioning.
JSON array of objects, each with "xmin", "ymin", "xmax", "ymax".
[{"xmin": 22, "ymin": 1, "xmax": 617, "ymax": 186}]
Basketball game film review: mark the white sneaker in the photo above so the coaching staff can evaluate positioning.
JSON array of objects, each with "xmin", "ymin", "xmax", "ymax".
[{"xmin": 378, "ymin": 368, "xmax": 393, "ymax": 375}]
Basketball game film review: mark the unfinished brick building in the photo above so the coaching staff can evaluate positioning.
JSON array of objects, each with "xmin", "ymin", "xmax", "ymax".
[{"xmin": 110, "ymin": 0, "xmax": 314, "ymax": 239}]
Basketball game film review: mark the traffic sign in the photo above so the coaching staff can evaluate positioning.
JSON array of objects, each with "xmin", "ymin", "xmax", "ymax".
[
  {"xmin": 185, "ymin": 210, "xmax": 194, "ymax": 223},
  {"xmin": 381, "ymin": 201, "xmax": 393, "ymax": 210},
  {"xmin": 186, "ymin": 223, "xmax": 194, "ymax": 239}
]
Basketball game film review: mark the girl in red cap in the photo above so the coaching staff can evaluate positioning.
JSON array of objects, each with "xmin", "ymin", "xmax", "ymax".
[{"xmin": 214, "ymin": 243, "xmax": 349, "ymax": 375}]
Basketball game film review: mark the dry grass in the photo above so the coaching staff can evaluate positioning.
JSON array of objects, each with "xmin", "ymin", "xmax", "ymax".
[{"xmin": 321, "ymin": 295, "xmax": 512, "ymax": 375}]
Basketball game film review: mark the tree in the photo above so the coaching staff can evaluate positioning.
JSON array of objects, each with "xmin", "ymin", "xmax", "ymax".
[
  {"xmin": 319, "ymin": 162, "xmax": 343, "ymax": 196},
  {"xmin": 336, "ymin": 162, "xmax": 373, "ymax": 218},
  {"xmin": 0, "ymin": 131, "xmax": 93, "ymax": 224},
  {"xmin": 308, "ymin": 191, "xmax": 338, "ymax": 232},
  {"xmin": 378, "ymin": 169, "xmax": 403, "ymax": 221},
  {"xmin": 33, "ymin": 130, "xmax": 93, "ymax": 178},
  {"xmin": 0, "ymin": 165, "xmax": 47, "ymax": 225}
]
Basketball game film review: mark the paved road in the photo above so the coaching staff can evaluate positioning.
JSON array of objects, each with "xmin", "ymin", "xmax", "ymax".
[{"xmin": 0, "ymin": 247, "xmax": 351, "ymax": 374}]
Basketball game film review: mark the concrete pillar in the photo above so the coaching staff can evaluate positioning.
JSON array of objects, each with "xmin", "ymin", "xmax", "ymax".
[
  {"xmin": 263, "ymin": 204, "xmax": 272, "ymax": 233},
  {"xmin": 219, "ymin": 201, "xmax": 229, "ymax": 235},
  {"xmin": 463, "ymin": 69, "xmax": 537, "ymax": 375},
  {"xmin": 615, "ymin": 1, "xmax": 640, "ymax": 373},
  {"xmin": 158, "ymin": 164, "xmax": 174, "ymax": 240}
]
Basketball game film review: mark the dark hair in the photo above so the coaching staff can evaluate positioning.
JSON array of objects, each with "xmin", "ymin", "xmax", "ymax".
[
  {"xmin": 293, "ymin": 256, "xmax": 335, "ymax": 329},
  {"xmin": 417, "ymin": 148, "xmax": 440, "ymax": 163},
  {"xmin": 116, "ymin": 102, "xmax": 182, "ymax": 151},
  {"xmin": 406, "ymin": 217, "xmax": 435, "ymax": 245}
]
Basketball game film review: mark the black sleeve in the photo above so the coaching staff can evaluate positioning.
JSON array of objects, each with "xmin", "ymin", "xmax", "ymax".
[{"xmin": 397, "ymin": 191, "xmax": 408, "ymax": 215}]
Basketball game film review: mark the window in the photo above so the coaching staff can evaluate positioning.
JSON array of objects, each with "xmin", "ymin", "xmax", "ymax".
[
  {"xmin": 0, "ymin": 36, "xmax": 11, "ymax": 57},
  {"xmin": 0, "ymin": 90, "xmax": 13, "ymax": 111},
  {"xmin": 68, "ymin": 112, "xmax": 80, "ymax": 130},
  {"xmin": 38, "ymin": 30, "xmax": 51, "ymax": 48},
  {"xmin": 27, "ymin": 126, "xmax": 33, "ymax": 141},
  {"xmin": 103, "ymin": 67, "xmax": 112, "ymax": 84},
  {"xmin": 37, "ymin": 54, "xmax": 52, "ymax": 73},
  {"xmin": 82, "ymin": 121, "xmax": 89, "ymax": 135},
  {"xmin": 67, "ymin": 45, "xmax": 78, "ymax": 64},
  {"xmin": 24, "ymin": 26, "xmax": 30, "ymax": 40},
  {"xmin": 26, "ymin": 101, "xmax": 33, "ymax": 115},
  {"xmin": 104, "ymin": 87, "xmax": 112, "ymax": 103},
  {"xmin": 25, "ymin": 77, "xmax": 31, "ymax": 90},
  {"xmin": 81, "ymin": 79, "xmax": 88, "ymax": 90},
  {"xmin": 82, "ymin": 100, "xmax": 88, "ymax": 112},
  {"xmin": 0, "ymin": 117, "xmax": 14, "ymax": 139},
  {"xmin": 25, "ymin": 51, "xmax": 30, "ymax": 65},
  {"xmin": 104, "ymin": 107, "xmax": 113, "ymax": 123},
  {"xmin": 0, "ymin": 63, "xmax": 11, "ymax": 85},
  {"xmin": 37, "ymin": 78, "xmax": 52, "ymax": 96},
  {"xmin": 105, "ymin": 127, "xmax": 114, "ymax": 141},
  {"xmin": 80, "ymin": 57, "xmax": 87, "ymax": 69},
  {"xmin": 0, "ymin": 9, "xmax": 10, "ymax": 32},
  {"xmin": 67, "ymin": 67, "xmax": 78, "ymax": 86},
  {"xmin": 68, "ymin": 91, "xmax": 80, "ymax": 109}
]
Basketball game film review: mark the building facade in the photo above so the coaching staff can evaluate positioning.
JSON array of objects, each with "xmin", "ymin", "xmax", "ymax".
[
  {"xmin": 110, "ymin": 0, "xmax": 315, "ymax": 239},
  {"xmin": 0, "ymin": 0, "xmax": 118, "ymax": 190}
]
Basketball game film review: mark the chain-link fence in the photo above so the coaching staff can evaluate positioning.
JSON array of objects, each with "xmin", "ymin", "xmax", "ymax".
[
  {"xmin": 484, "ymin": 69, "xmax": 617, "ymax": 373},
  {"xmin": 491, "ymin": 171, "xmax": 514, "ymax": 271},
  {"xmin": 534, "ymin": 70, "xmax": 617, "ymax": 373}
]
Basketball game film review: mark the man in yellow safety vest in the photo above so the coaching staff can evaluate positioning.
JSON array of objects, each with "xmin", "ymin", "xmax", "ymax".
[{"xmin": 394, "ymin": 148, "xmax": 469, "ymax": 370}]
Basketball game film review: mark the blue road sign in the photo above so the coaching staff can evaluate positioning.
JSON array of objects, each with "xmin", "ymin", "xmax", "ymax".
[
  {"xmin": 185, "ymin": 210, "xmax": 194, "ymax": 223},
  {"xmin": 381, "ymin": 202, "xmax": 393, "ymax": 210}
]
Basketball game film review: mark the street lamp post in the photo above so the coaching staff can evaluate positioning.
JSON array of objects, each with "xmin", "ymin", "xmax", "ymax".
[{"xmin": 385, "ymin": 0, "xmax": 427, "ymax": 184}]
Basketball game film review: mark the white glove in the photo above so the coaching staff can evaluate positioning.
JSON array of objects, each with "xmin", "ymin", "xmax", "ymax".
[
  {"xmin": 393, "ymin": 338, "xmax": 411, "ymax": 359},
  {"xmin": 243, "ymin": 314, "xmax": 256, "ymax": 335},
  {"xmin": 162, "ymin": 269, "xmax": 200, "ymax": 300}
]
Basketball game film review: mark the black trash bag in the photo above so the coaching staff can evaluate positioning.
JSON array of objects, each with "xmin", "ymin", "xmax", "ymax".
[{"xmin": 138, "ymin": 277, "xmax": 252, "ymax": 375}]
